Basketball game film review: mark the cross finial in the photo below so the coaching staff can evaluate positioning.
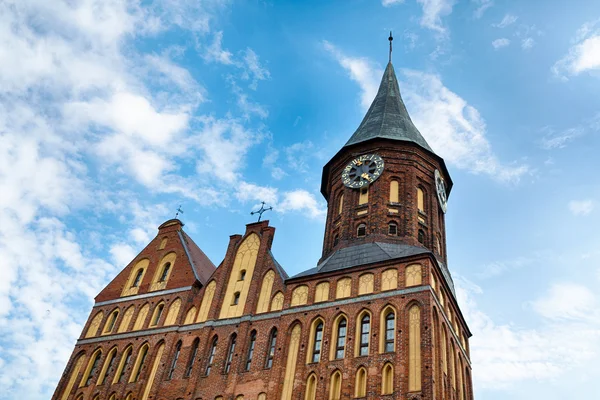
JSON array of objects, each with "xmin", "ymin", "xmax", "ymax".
[
  {"xmin": 388, "ymin": 31, "xmax": 393, "ymax": 63},
  {"xmin": 250, "ymin": 201, "xmax": 273, "ymax": 222},
  {"xmin": 175, "ymin": 205, "xmax": 184, "ymax": 219}
]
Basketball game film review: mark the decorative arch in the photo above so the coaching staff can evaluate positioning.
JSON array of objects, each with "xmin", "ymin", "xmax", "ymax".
[
  {"xmin": 149, "ymin": 301, "xmax": 165, "ymax": 327},
  {"xmin": 270, "ymin": 291, "xmax": 284, "ymax": 311},
  {"xmin": 355, "ymin": 366, "xmax": 367, "ymax": 397},
  {"xmin": 258, "ymin": 393, "xmax": 267, "ymax": 400},
  {"xmin": 59, "ymin": 352, "xmax": 86, "ymax": 400},
  {"xmin": 381, "ymin": 362, "xmax": 394, "ymax": 395},
  {"xmin": 102, "ymin": 308, "xmax": 120, "ymax": 335},
  {"xmin": 150, "ymin": 252, "xmax": 176, "ymax": 291},
  {"xmin": 184, "ymin": 306, "xmax": 197, "ymax": 324},
  {"xmin": 125, "ymin": 393, "xmax": 133, "ymax": 400},
  {"xmin": 168, "ymin": 340, "xmax": 182, "ymax": 380},
  {"xmin": 314, "ymin": 281, "xmax": 330, "ymax": 303},
  {"xmin": 184, "ymin": 338, "xmax": 200, "ymax": 377},
  {"xmin": 381, "ymin": 268, "xmax": 398, "ymax": 291},
  {"xmin": 118, "ymin": 305, "xmax": 135, "ymax": 333},
  {"xmin": 329, "ymin": 369, "xmax": 342, "ymax": 400},
  {"xmin": 112, "ymin": 345, "xmax": 133, "ymax": 384},
  {"xmin": 335, "ymin": 277, "xmax": 352, "ymax": 299},
  {"xmin": 354, "ymin": 309, "xmax": 372, "ymax": 357},
  {"xmin": 379, "ymin": 304, "xmax": 396, "ymax": 353},
  {"xmin": 85, "ymin": 311, "xmax": 104, "ymax": 338},
  {"xmin": 205, "ymin": 335, "xmax": 218, "ymax": 375},
  {"xmin": 358, "ymin": 273, "xmax": 374, "ymax": 295},
  {"xmin": 405, "ymin": 264, "xmax": 422, "ymax": 287},
  {"xmin": 141, "ymin": 342, "xmax": 165, "ymax": 400},
  {"xmin": 164, "ymin": 298, "xmax": 181, "ymax": 326},
  {"xmin": 256, "ymin": 270, "xmax": 275, "ymax": 313},
  {"xmin": 329, "ymin": 313, "xmax": 347, "ymax": 360},
  {"xmin": 408, "ymin": 304, "xmax": 422, "ymax": 391},
  {"xmin": 133, "ymin": 303, "xmax": 150, "ymax": 330},
  {"xmin": 79, "ymin": 347, "xmax": 102, "ymax": 387},
  {"xmin": 219, "ymin": 233, "xmax": 261, "ymax": 319},
  {"xmin": 108, "ymin": 393, "xmax": 117, "ymax": 400},
  {"xmin": 224, "ymin": 333, "xmax": 237, "ymax": 373},
  {"xmin": 291, "ymin": 285, "xmax": 309, "ymax": 306},
  {"xmin": 122, "ymin": 259, "xmax": 149, "ymax": 296},
  {"xmin": 197, "ymin": 280, "xmax": 216, "ymax": 322},
  {"xmin": 97, "ymin": 346, "xmax": 118, "ymax": 385},
  {"xmin": 281, "ymin": 323, "xmax": 302, "ymax": 400},
  {"xmin": 306, "ymin": 316, "xmax": 325, "ymax": 363},
  {"xmin": 265, "ymin": 327, "xmax": 278, "ymax": 368},
  {"xmin": 305, "ymin": 373, "xmax": 317, "ymax": 400},
  {"xmin": 129, "ymin": 342, "xmax": 150, "ymax": 383}
]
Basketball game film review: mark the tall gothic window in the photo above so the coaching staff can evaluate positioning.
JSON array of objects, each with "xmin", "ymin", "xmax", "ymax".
[
  {"xmin": 335, "ymin": 317, "xmax": 347, "ymax": 359},
  {"xmin": 158, "ymin": 262, "xmax": 171, "ymax": 282},
  {"xmin": 225, "ymin": 334, "xmax": 237, "ymax": 373},
  {"xmin": 104, "ymin": 309, "xmax": 119, "ymax": 334},
  {"xmin": 132, "ymin": 268, "xmax": 144, "ymax": 288},
  {"xmin": 311, "ymin": 321, "xmax": 324, "ymax": 363},
  {"xmin": 184, "ymin": 339, "xmax": 199, "ymax": 377},
  {"xmin": 83, "ymin": 350, "xmax": 102, "ymax": 386},
  {"xmin": 131, "ymin": 344, "xmax": 148, "ymax": 382},
  {"xmin": 385, "ymin": 311, "xmax": 395, "ymax": 352},
  {"xmin": 355, "ymin": 367, "xmax": 367, "ymax": 398},
  {"xmin": 115, "ymin": 347, "xmax": 132, "ymax": 383},
  {"xmin": 265, "ymin": 328, "xmax": 277, "ymax": 368},
  {"xmin": 359, "ymin": 314, "xmax": 370, "ymax": 356},
  {"xmin": 167, "ymin": 341, "xmax": 181, "ymax": 380},
  {"xmin": 382, "ymin": 363, "xmax": 394, "ymax": 394},
  {"xmin": 150, "ymin": 303, "xmax": 164, "ymax": 327},
  {"xmin": 205, "ymin": 337, "xmax": 217, "ymax": 375},
  {"xmin": 245, "ymin": 330, "xmax": 256, "ymax": 371}
]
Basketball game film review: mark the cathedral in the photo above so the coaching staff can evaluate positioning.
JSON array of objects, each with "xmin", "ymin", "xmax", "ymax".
[{"xmin": 53, "ymin": 43, "xmax": 473, "ymax": 400}]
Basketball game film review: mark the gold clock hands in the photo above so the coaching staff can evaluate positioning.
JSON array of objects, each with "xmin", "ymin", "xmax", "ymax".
[{"xmin": 361, "ymin": 173, "xmax": 373, "ymax": 182}]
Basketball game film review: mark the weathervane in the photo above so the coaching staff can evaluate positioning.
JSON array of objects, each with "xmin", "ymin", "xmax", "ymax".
[
  {"xmin": 250, "ymin": 202, "xmax": 272, "ymax": 222},
  {"xmin": 175, "ymin": 205, "xmax": 184, "ymax": 219},
  {"xmin": 389, "ymin": 31, "xmax": 393, "ymax": 63}
]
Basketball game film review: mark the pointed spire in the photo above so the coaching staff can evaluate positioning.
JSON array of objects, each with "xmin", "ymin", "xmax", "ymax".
[{"xmin": 344, "ymin": 46, "xmax": 434, "ymax": 154}]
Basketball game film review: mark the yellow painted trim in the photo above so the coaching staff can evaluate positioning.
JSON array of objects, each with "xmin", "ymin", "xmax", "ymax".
[
  {"xmin": 335, "ymin": 277, "xmax": 351, "ymax": 299},
  {"xmin": 129, "ymin": 343, "xmax": 149, "ymax": 383},
  {"xmin": 314, "ymin": 282, "xmax": 329, "ymax": 303},
  {"xmin": 150, "ymin": 252, "xmax": 176, "ymax": 292},
  {"xmin": 408, "ymin": 305, "xmax": 422, "ymax": 391},
  {"xmin": 405, "ymin": 264, "xmax": 422, "ymax": 287},
  {"xmin": 149, "ymin": 302, "xmax": 165, "ymax": 327},
  {"xmin": 270, "ymin": 291, "xmax": 284, "ymax": 311},
  {"xmin": 141, "ymin": 343, "xmax": 164, "ymax": 400},
  {"xmin": 96, "ymin": 346, "xmax": 117, "ymax": 385},
  {"xmin": 85, "ymin": 311, "xmax": 104, "ymax": 338},
  {"xmin": 359, "ymin": 187, "xmax": 369, "ymax": 205},
  {"xmin": 290, "ymin": 285, "xmax": 309, "ymax": 307},
  {"xmin": 379, "ymin": 305, "xmax": 396, "ymax": 354},
  {"xmin": 159, "ymin": 237, "xmax": 167, "ymax": 250},
  {"xmin": 197, "ymin": 281, "xmax": 216, "ymax": 322},
  {"xmin": 102, "ymin": 309, "xmax": 119, "ymax": 335},
  {"xmin": 219, "ymin": 233, "xmax": 261, "ymax": 319},
  {"xmin": 356, "ymin": 210, "xmax": 368, "ymax": 216},
  {"xmin": 79, "ymin": 348, "xmax": 102, "ymax": 387},
  {"xmin": 112, "ymin": 346, "xmax": 132, "ymax": 384},
  {"xmin": 329, "ymin": 370, "xmax": 342, "ymax": 400},
  {"xmin": 381, "ymin": 268, "xmax": 398, "ymax": 291},
  {"xmin": 133, "ymin": 304, "xmax": 149, "ymax": 331},
  {"xmin": 184, "ymin": 306, "xmax": 197, "ymax": 324},
  {"xmin": 60, "ymin": 354, "xmax": 85, "ymax": 400},
  {"xmin": 164, "ymin": 298, "xmax": 181, "ymax": 326},
  {"xmin": 355, "ymin": 367, "xmax": 367, "ymax": 397},
  {"xmin": 256, "ymin": 270, "xmax": 275, "ymax": 314},
  {"xmin": 281, "ymin": 324, "xmax": 301, "ymax": 400},
  {"xmin": 381, "ymin": 363, "xmax": 394, "ymax": 395},
  {"xmin": 390, "ymin": 180, "xmax": 399, "ymax": 203},
  {"xmin": 305, "ymin": 373, "xmax": 317, "ymax": 400},
  {"xmin": 121, "ymin": 259, "xmax": 149, "ymax": 297},
  {"xmin": 117, "ymin": 306, "xmax": 135, "ymax": 333},
  {"xmin": 358, "ymin": 273, "xmax": 374, "ymax": 295},
  {"xmin": 388, "ymin": 208, "xmax": 399, "ymax": 213}
]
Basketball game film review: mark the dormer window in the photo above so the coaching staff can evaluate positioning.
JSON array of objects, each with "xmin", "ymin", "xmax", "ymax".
[
  {"xmin": 357, "ymin": 224, "xmax": 366, "ymax": 237},
  {"xmin": 388, "ymin": 223, "xmax": 398, "ymax": 236}
]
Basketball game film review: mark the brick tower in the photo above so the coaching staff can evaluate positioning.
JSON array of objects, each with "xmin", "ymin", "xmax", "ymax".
[{"xmin": 53, "ymin": 51, "xmax": 473, "ymax": 400}]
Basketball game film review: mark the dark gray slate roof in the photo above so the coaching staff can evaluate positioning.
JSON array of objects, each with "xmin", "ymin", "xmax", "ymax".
[
  {"xmin": 345, "ymin": 62, "xmax": 434, "ymax": 153},
  {"xmin": 290, "ymin": 242, "xmax": 455, "ymax": 297}
]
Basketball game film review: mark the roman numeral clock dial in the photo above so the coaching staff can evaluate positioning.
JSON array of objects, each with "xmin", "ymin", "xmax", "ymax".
[{"xmin": 341, "ymin": 154, "xmax": 384, "ymax": 188}]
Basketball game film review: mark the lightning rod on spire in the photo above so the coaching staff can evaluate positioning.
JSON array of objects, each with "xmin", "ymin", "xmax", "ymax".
[{"xmin": 389, "ymin": 31, "xmax": 393, "ymax": 63}]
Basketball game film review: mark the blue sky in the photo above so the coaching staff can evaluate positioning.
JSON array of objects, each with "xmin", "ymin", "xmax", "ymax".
[{"xmin": 1, "ymin": 0, "xmax": 599, "ymax": 399}]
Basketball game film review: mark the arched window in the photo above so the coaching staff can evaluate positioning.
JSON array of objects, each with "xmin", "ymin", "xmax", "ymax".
[
  {"xmin": 118, "ymin": 306, "xmax": 135, "ymax": 333},
  {"xmin": 270, "ymin": 291, "xmax": 284, "ymax": 311},
  {"xmin": 184, "ymin": 338, "xmax": 199, "ymax": 377},
  {"xmin": 142, "ymin": 343, "xmax": 164, "ymax": 400},
  {"xmin": 239, "ymin": 269, "xmax": 246, "ymax": 281},
  {"xmin": 256, "ymin": 270, "xmax": 275, "ymax": 314},
  {"xmin": 291, "ymin": 285, "xmax": 309, "ymax": 306},
  {"xmin": 165, "ymin": 298, "xmax": 181, "ymax": 326},
  {"xmin": 338, "ymin": 193, "xmax": 344, "ymax": 215},
  {"xmin": 310, "ymin": 320, "xmax": 324, "ymax": 363},
  {"xmin": 265, "ymin": 328, "xmax": 277, "ymax": 368},
  {"xmin": 381, "ymin": 268, "xmax": 398, "ymax": 291},
  {"xmin": 159, "ymin": 262, "xmax": 171, "ymax": 282},
  {"xmin": 168, "ymin": 341, "xmax": 182, "ymax": 380},
  {"xmin": 329, "ymin": 370, "xmax": 342, "ymax": 400},
  {"xmin": 103, "ymin": 309, "xmax": 119, "ymax": 334},
  {"xmin": 409, "ymin": 305, "xmax": 422, "ymax": 391},
  {"xmin": 389, "ymin": 180, "xmax": 399, "ymax": 203},
  {"xmin": 315, "ymin": 282, "xmax": 330, "ymax": 303},
  {"xmin": 378, "ymin": 307, "xmax": 395, "ymax": 353},
  {"xmin": 436, "ymin": 233, "xmax": 443, "ymax": 257},
  {"xmin": 60, "ymin": 354, "xmax": 85, "ymax": 400},
  {"xmin": 358, "ymin": 273, "xmax": 374, "ymax": 295},
  {"xmin": 332, "ymin": 315, "xmax": 347, "ymax": 360},
  {"xmin": 305, "ymin": 373, "xmax": 317, "ymax": 400},
  {"xmin": 258, "ymin": 393, "xmax": 267, "ymax": 400},
  {"xmin": 80, "ymin": 348, "xmax": 102, "ymax": 387},
  {"xmin": 232, "ymin": 292, "xmax": 240, "ymax": 305},
  {"xmin": 417, "ymin": 187, "xmax": 425, "ymax": 213},
  {"xmin": 388, "ymin": 222, "xmax": 398, "ymax": 236},
  {"xmin": 245, "ymin": 330, "xmax": 256, "ymax": 371},
  {"xmin": 132, "ymin": 268, "xmax": 144, "ymax": 287},
  {"xmin": 382, "ymin": 363, "xmax": 394, "ymax": 394},
  {"xmin": 205, "ymin": 337, "xmax": 218, "ymax": 375},
  {"xmin": 405, "ymin": 264, "xmax": 423, "ymax": 287},
  {"xmin": 159, "ymin": 237, "xmax": 168, "ymax": 249},
  {"xmin": 125, "ymin": 393, "xmax": 133, "ymax": 400},
  {"xmin": 184, "ymin": 306, "xmax": 197, "ymax": 325},
  {"xmin": 130, "ymin": 343, "xmax": 149, "ymax": 382},
  {"xmin": 357, "ymin": 223, "xmax": 366, "ymax": 237},
  {"xmin": 418, "ymin": 229, "xmax": 425, "ymax": 244},
  {"xmin": 281, "ymin": 324, "xmax": 302, "ymax": 400},
  {"xmin": 85, "ymin": 311, "xmax": 104, "ymax": 338},
  {"xmin": 225, "ymin": 334, "xmax": 236, "ymax": 373},
  {"xmin": 355, "ymin": 367, "xmax": 367, "ymax": 397},
  {"xmin": 356, "ymin": 312, "xmax": 371, "ymax": 357},
  {"xmin": 133, "ymin": 304, "xmax": 149, "ymax": 331},
  {"xmin": 150, "ymin": 303, "xmax": 164, "ymax": 327},
  {"xmin": 108, "ymin": 394, "xmax": 116, "ymax": 400},
  {"xmin": 97, "ymin": 347, "xmax": 118, "ymax": 385},
  {"xmin": 113, "ymin": 346, "xmax": 132, "ymax": 384}
]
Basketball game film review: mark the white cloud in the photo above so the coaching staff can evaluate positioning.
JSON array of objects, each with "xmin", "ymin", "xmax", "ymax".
[
  {"xmin": 540, "ymin": 127, "xmax": 584, "ymax": 149},
  {"xmin": 532, "ymin": 283, "xmax": 598, "ymax": 320},
  {"xmin": 492, "ymin": 38, "xmax": 510, "ymax": 49},
  {"xmin": 202, "ymin": 31, "xmax": 234, "ymax": 64},
  {"xmin": 242, "ymin": 48, "xmax": 270, "ymax": 90},
  {"xmin": 324, "ymin": 43, "xmax": 528, "ymax": 183},
  {"xmin": 381, "ymin": 0, "xmax": 405, "ymax": 6},
  {"xmin": 569, "ymin": 200, "xmax": 594, "ymax": 216},
  {"xmin": 521, "ymin": 37, "xmax": 535, "ymax": 50},
  {"xmin": 322, "ymin": 41, "xmax": 381, "ymax": 110},
  {"xmin": 279, "ymin": 190, "xmax": 326, "ymax": 219},
  {"xmin": 472, "ymin": 0, "xmax": 493, "ymax": 18},
  {"xmin": 493, "ymin": 14, "xmax": 518, "ymax": 28},
  {"xmin": 235, "ymin": 182, "xmax": 279, "ymax": 205},
  {"xmin": 417, "ymin": 0, "xmax": 456, "ymax": 34},
  {"xmin": 553, "ymin": 20, "xmax": 600, "ymax": 78}
]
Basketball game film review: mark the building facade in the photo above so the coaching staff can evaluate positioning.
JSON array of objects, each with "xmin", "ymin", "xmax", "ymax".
[{"xmin": 52, "ymin": 59, "xmax": 473, "ymax": 400}]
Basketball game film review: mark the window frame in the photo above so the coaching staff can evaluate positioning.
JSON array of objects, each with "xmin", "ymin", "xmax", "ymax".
[
  {"xmin": 225, "ymin": 334, "xmax": 237, "ymax": 374},
  {"xmin": 245, "ymin": 330, "xmax": 256, "ymax": 371},
  {"xmin": 265, "ymin": 329, "xmax": 277, "ymax": 369}
]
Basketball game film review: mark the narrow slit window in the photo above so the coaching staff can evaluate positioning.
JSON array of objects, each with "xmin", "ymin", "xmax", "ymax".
[
  {"xmin": 333, "ymin": 234, "xmax": 339, "ymax": 247},
  {"xmin": 335, "ymin": 318, "xmax": 347, "ymax": 359},
  {"xmin": 132, "ymin": 268, "xmax": 144, "ymax": 288},
  {"xmin": 239, "ymin": 270, "xmax": 246, "ymax": 281},
  {"xmin": 132, "ymin": 345, "xmax": 148, "ymax": 382},
  {"xmin": 159, "ymin": 263, "xmax": 171, "ymax": 282},
  {"xmin": 385, "ymin": 312, "xmax": 395, "ymax": 352},
  {"xmin": 265, "ymin": 329, "xmax": 277, "ymax": 369},
  {"xmin": 312, "ymin": 322, "xmax": 324, "ymax": 363},
  {"xmin": 151, "ymin": 304, "xmax": 164, "ymax": 326},
  {"xmin": 105, "ymin": 310, "xmax": 119, "ymax": 333},
  {"xmin": 232, "ymin": 292, "xmax": 240, "ymax": 305},
  {"xmin": 245, "ymin": 331, "xmax": 256, "ymax": 371},
  {"xmin": 168, "ymin": 341, "xmax": 181, "ymax": 380},
  {"xmin": 184, "ymin": 339, "xmax": 199, "ymax": 378},
  {"xmin": 116, "ymin": 348, "xmax": 132, "ymax": 383},
  {"xmin": 225, "ymin": 334, "xmax": 236, "ymax": 373},
  {"xmin": 360, "ymin": 315, "xmax": 370, "ymax": 356},
  {"xmin": 84, "ymin": 351, "xmax": 102, "ymax": 386},
  {"xmin": 205, "ymin": 337, "xmax": 217, "ymax": 375}
]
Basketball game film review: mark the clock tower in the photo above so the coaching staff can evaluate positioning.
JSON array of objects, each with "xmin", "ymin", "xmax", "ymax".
[{"xmin": 320, "ymin": 61, "xmax": 452, "ymax": 268}]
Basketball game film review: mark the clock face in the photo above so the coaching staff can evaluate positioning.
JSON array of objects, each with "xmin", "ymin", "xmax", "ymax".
[
  {"xmin": 434, "ymin": 169, "xmax": 448, "ymax": 213},
  {"xmin": 341, "ymin": 154, "xmax": 384, "ymax": 189}
]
